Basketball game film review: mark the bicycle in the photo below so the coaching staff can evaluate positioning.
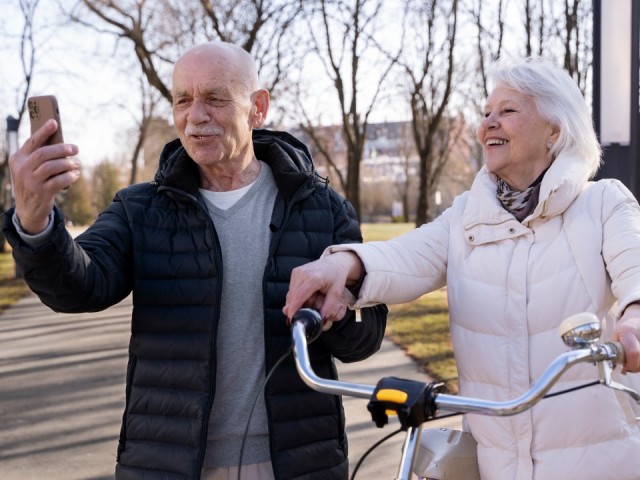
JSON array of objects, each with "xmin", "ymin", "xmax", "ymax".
[{"xmin": 290, "ymin": 309, "xmax": 640, "ymax": 480}]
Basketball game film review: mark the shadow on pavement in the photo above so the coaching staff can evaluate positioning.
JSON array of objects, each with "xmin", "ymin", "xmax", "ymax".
[{"xmin": 0, "ymin": 292, "xmax": 460, "ymax": 479}]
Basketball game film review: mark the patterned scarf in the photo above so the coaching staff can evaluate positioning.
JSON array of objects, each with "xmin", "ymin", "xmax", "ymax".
[{"xmin": 496, "ymin": 169, "xmax": 547, "ymax": 221}]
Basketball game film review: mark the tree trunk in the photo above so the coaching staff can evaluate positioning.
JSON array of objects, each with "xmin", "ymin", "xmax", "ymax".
[
  {"xmin": 345, "ymin": 148, "xmax": 362, "ymax": 220},
  {"xmin": 415, "ymin": 150, "xmax": 430, "ymax": 226}
]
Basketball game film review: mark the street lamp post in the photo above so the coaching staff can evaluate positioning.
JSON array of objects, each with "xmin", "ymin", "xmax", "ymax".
[
  {"xmin": 5, "ymin": 115, "xmax": 19, "ymax": 207},
  {"xmin": 593, "ymin": 0, "xmax": 640, "ymax": 196},
  {"xmin": 4, "ymin": 115, "xmax": 21, "ymax": 274},
  {"xmin": 6, "ymin": 116, "xmax": 19, "ymax": 153}
]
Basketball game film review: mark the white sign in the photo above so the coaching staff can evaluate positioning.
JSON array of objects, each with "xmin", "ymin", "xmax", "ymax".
[{"xmin": 600, "ymin": 0, "xmax": 632, "ymax": 146}]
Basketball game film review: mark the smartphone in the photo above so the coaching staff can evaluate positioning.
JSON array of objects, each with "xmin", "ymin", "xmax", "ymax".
[{"xmin": 28, "ymin": 95, "xmax": 64, "ymax": 145}]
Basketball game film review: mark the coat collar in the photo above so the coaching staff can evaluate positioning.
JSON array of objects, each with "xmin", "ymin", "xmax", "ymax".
[
  {"xmin": 154, "ymin": 129, "xmax": 322, "ymax": 201},
  {"xmin": 461, "ymin": 151, "xmax": 591, "ymax": 244}
]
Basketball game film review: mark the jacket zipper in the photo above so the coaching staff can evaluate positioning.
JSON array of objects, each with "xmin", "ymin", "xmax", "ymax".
[
  {"xmin": 159, "ymin": 185, "xmax": 223, "ymax": 479},
  {"xmin": 263, "ymin": 182, "xmax": 315, "ymax": 480}
]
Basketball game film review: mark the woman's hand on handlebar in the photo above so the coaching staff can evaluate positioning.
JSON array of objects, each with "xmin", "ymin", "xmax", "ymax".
[
  {"xmin": 284, "ymin": 251, "xmax": 364, "ymax": 324},
  {"xmin": 616, "ymin": 304, "xmax": 640, "ymax": 373}
]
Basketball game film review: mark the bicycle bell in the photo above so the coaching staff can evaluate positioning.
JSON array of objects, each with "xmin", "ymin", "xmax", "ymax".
[{"xmin": 558, "ymin": 312, "xmax": 602, "ymax": 348}]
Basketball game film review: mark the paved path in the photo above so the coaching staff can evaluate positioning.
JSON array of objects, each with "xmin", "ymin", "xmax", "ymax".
[{"xmin": 0, "ymin": 293, "xmax": 459, "ymax": 479}]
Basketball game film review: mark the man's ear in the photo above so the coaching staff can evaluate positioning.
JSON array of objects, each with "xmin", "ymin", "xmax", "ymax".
[{"xmin": 251, "ymin": 89, "xmax": 270, "ymax": 128}]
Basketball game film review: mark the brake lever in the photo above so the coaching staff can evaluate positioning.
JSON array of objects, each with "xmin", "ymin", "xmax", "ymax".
[
  {"xmin": 605, "ymin": 380, "xmax": 640, "ymax": 404},
  {"xmin": 598, "ymin": 343, "xmax": 640, "ymax": 405},
  {"xmin": 560, "ymin": 315, "xmax": 640, "ymax": 406}
]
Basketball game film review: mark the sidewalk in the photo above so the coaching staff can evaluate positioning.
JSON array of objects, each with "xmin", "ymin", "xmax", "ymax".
[
  {"xmin": 338, "ymin": 330, "xmax": 462, "ymax": 479},
  {"xmin": 0, "ymin": 293, "xmax": 459, "ymax": 479}
]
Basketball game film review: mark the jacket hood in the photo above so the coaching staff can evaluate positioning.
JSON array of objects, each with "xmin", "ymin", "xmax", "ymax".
[{"xmin": 153, "ymin": 129, "xmax": 322, "ymax": 200}]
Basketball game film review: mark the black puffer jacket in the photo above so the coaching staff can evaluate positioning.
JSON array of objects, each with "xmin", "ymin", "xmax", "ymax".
[{"xmin": 4, "ymin": 129, "xmax": 388, "ymax": 480}]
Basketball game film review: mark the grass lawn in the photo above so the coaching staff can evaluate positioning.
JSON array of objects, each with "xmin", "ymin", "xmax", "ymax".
[
  {"xmin": 361, "ymin": 223, "xmax": 458, "ymax": 392},
  {"xmin": 361, "ymin": 222, "xmax": 416, "ymax": 241},
  {"xmin": 0, "ymin": 250, "xmax": 30, "ymax": 316},
  {"xmin": 385, "ymin": 290, "xmax": 457, "ymax": 392}
]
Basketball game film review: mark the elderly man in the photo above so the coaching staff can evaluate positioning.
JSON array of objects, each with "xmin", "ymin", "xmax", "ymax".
[{"xmin": 4, "ymin": 41, "xmax": 387, "ymax": 480}]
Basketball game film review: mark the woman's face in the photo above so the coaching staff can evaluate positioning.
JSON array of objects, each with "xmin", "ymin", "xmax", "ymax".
[{"xmin": 477, "ymin": 86, "xmax": 558, "ymax": 191}]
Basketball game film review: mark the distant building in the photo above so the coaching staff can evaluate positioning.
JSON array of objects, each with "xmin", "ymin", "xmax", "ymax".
[{"xmin": 291, "ymin": 119, "xmax": 479, "ymax": 221}]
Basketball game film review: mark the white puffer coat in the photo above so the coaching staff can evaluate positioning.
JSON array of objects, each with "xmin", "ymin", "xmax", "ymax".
[{"xmin": 332, "ymin": 152, "xmax": 640, "ymax": 479}]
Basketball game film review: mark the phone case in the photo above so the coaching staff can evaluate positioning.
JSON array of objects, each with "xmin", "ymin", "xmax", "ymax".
[{"xmin": 28, "ymin": 95, "xmax": 64, "ymax": 145}]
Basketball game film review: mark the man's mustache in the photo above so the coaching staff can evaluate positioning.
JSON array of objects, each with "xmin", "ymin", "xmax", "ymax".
[{"xmin": 185, "ymin": 125, "xmax": 224, "ymax": 136}]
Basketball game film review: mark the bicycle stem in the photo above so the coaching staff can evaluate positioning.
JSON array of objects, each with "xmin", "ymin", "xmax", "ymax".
[
  {"xmin": 397, "ymin": 426, "xmax": 422, "ymax": 480},
  {"xmin": 291, "ymin": 320, "xmax": 421, "ymax": 480}
]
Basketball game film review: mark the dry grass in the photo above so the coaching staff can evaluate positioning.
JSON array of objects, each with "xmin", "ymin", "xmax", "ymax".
[
  {"xmin": 362, "ymin": 223, "xmax": 457, "ymax": 392},
  {"xmin": 385, "ymin": 290, "xmax": 457, "ymax": 392},
  {"xmin": 0, "ymin": 250, "xmax": 30, "ymax": 315},
  {"xmin": 361, "ymin": 222, "xmax": 415, "ymax": 241},
  {"xmin": 0, "ymin": 226, "xmax": 86, "ymax": 316}
]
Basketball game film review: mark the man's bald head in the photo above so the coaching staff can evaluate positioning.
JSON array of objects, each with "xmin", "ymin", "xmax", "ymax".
[
  {"xmin": 172, "ymin": 41, "xmax": 260, "ymax": 98},
  {"xmin": 170, "ymin": 41, "xmax": 270, "ymax": 177}
]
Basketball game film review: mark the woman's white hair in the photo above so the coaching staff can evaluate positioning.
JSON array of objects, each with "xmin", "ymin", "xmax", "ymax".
[{"xmin": 489, "ymin": 58, "xmax": 602, "ymax": 177}]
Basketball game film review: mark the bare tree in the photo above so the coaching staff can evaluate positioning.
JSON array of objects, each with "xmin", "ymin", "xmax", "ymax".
[
  {"xmin": 62, "ymin": 0, "xmax": 305, "ymax": 191},
  {"xmin": 520, "ymin": 0, "xmax": 593, "ymax": 94},
  {"xmin": 460, "ymin": 0, "xmax": 507, "ymax": 175},
  {"xmin": 139, "ymin": 117, "xmax": 179, "ymax": 181},
  {"xmin": 399, "ymin": 0, "xmax": 459, "ymax": 226},
  {"xmin": 393, "ymin": 122, "xmax": 418, "ymax": 222},
  {"xmin": 295, "ymin": 113, "xmax": 347, "ymax": 192},
  {"xmin": 524, "ymin": 0, "xmax": 534, "ymax": 57},
  {"xmin": 558, "ymin": 0, "xmax": 592, "ymax": 94},
  {"xmin": 13, "ymin": 0, "xmax": 39, "ymax": 127},
  {"xmin": 430, "ymin": 113, "xmax": 475, "ymax": 215},
  {"xmin": 466, "ymin": 0, "xmax": 505, "ymax": 100},
  {"xmin": 67, "ymin": 0, "xmax": 303, "ymax": 105},
  {"xmin": 1, "ymin": 0, "xmax": 40, "ymax": 252},
  {"xmin": 563, "ymin": 0, "xmax": 580, "ymax": 73},
  {"xmin": 66, "ymin": 0, "xmax": 181, "ymax": 103},
  {"xmin": 297, "ymin": 0, "xmax": 400, "ymax": 219},
  {"xmin": 522, "ymin": 0, "xmax": 548, "ymax": 57},
  {"xmin": 56, "ymin": 172, "xmax": 95, "ymax": 225},
  {"xmin": 126, "ymin": 77, "xmax": 162, "ymax": 185},
  {"xmin": 198, "ymin": 0, "xmax": 303, "ymax": 96},
  {"xmin": 91, "ymin": 158, "xmax": 125, "ymax": 212}
]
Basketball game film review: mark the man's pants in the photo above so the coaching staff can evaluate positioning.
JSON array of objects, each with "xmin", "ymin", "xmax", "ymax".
[{"xmin": 201, "ymin": 461, "xmax": 275, "ymax": 480}]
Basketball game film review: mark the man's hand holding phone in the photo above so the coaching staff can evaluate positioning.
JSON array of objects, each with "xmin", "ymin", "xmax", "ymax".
[{"xmin": 9, "ymin": 95, "xmax": 80, "ymax": 235}]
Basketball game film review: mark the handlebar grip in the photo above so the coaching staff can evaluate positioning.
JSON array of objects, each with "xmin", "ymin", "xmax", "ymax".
[
  {"xmin": 291, "ymin": 308, "xmax": 324, "ymax": 343},
  {"xmin": 608, "ymin": 341, "xmax": 626, "ymax": 365}
]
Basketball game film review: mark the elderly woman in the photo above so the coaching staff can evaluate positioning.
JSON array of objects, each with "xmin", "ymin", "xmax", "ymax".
[{"xmin": 284, "ymin": 58, "xmax": 640, "ymax": 479}]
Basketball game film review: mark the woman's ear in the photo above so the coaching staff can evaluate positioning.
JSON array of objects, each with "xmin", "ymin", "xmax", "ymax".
[
  {"xmin": 549, "ymin": 124, "xmax": 560, "ymax": 144},
  {"xmin": 251, "ymin": 89, "xmax": 270, "ymax": 128}
]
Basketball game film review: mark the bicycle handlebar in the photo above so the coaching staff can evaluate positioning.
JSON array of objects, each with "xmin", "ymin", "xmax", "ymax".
[
  {"xmin": 292, "ymin": 319, "xmax": 376, "ymax": 399},
  {"xmin": 290, "ymin": 308, "xmax": 640, "ymax": 480},
  {"xmin": 436, "ymin": 342, "xmax": 623, "ymax": 416},
  {"xmin": 291, "ymin": 308, "xmax": 638, "ymax": 421}
]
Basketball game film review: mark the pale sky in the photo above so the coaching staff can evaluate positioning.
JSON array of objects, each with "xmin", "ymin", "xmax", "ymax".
[
  {"xmin": 2, "ymin": 0, "xmax": 615, "ymax": 169},
  {"xmin": 1, "ymin": 0, "xmax": 170, "ymax": 167},
  {"xmin": 0, "ymin": 1, "xmax": 499, "ymax": 169}
]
